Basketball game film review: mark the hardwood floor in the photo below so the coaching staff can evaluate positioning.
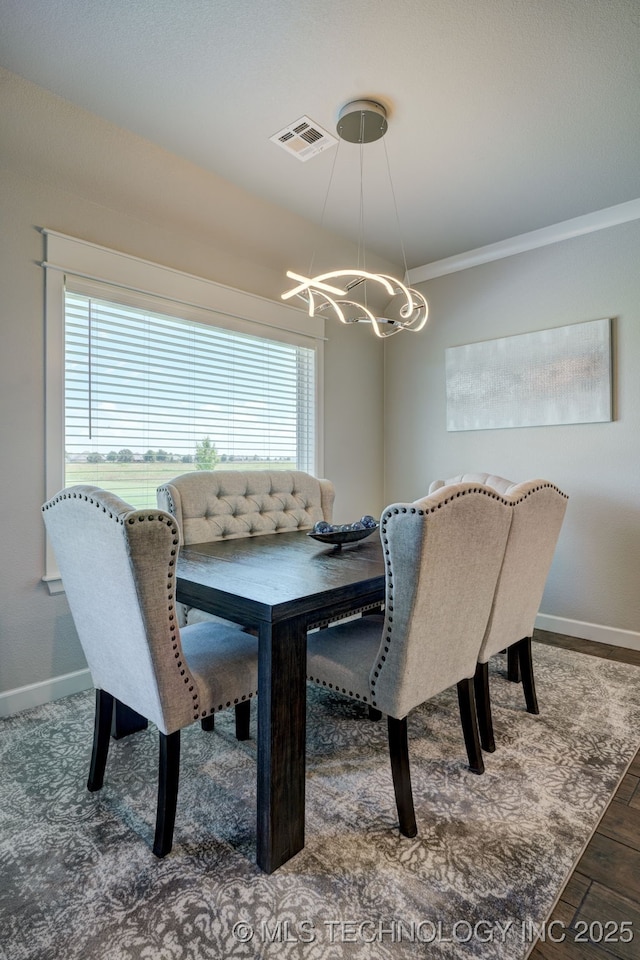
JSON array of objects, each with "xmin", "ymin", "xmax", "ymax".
[{"xmin": 529, "ymin": 630, "xmax": 640, "ymax": 960}]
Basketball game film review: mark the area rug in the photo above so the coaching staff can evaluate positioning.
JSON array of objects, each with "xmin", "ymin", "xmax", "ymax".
[{"xmin": 1, "ymin": 643, "xmax": 639, "ymax": 960}]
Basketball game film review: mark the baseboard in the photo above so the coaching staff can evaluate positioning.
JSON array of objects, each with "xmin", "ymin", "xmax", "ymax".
[
  {"xmin": 0, "ymin": 668, "xmax": 92, "ymax": 718},
  {"xmin": 535, "ymin": 614, "xmax": 640, "ymax": 652},
  {"xmin": 2, "ymin": 615, "xmax": 637, "ymax": 719}
]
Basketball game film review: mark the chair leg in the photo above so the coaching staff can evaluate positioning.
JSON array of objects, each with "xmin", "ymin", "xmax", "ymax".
[
  {"xmin": 111, "ymin": 699, "xmax": 148, "ymax": 739},
  {"xmin": 235, "ymin": 700, "xmax": 251, "ymax": 740},
  {"xmin": 457, "ymin": 678, "xmax": 485, "ymax": 774},
  {"xmin": 473, "ymin": 662, "xmax": 496, "ymax": 753},
  {"xmin": 153, "ymin": 731, "xmax": 181, "ymax": 858},
  {"xmin": 387, "ymin": 716, "xmax": 417, "ymax": 838},
  {"xmin": 507, "ymin": 646, "xmax": 521, "ymax": 683},
  {"xmin": 88, "ymin": 689, "xmax": 114, "ymax": 792},
  {"xmin": 368, "ymin": 706, "xmax": 382, "ymax": 722},
  {"xmin": 516, "ymin": 636, "xmax": 539, "ymax": 715},
  {"xmin": 201, "ymin": 702, "xmax": 251, "ymax": 738}
]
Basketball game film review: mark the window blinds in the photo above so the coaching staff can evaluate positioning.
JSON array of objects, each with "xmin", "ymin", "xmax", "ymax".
[{"xmin": 64, "ymin": 290, "xmax": 316, "ymax": 508}]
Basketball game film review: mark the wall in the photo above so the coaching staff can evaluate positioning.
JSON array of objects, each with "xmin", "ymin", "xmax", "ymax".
[
  {"xmin": 5, "ymin": 64, "xmax": 637, "ymax": 713},
  {"xmin": 0, "ymin": 70, "xmax": 387, "ymax": 710},
  {"xmin": 384, "ymin": 219, "xmax": 640, "ymax": 645}
]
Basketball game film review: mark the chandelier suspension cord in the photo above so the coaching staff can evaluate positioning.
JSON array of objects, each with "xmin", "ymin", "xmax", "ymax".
[
  {"xmin": 358, "ymin": 115, "xmax": 365, "ymax": 273},
  {"xmin": 383, "ymin": 136, "xmax": 410, "ymax": 282},
  {"xmin": 308, "ymin": 136, "xmax": 342, "ymax": 279},
  {"xmin": 358, "ymin": 109, "xmax": 368, "ymax": 310}
]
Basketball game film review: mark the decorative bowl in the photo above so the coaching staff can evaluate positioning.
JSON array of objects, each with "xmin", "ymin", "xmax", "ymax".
[{"xmin": 307, "ymin": 524, "xmax": 378, "ymax": 547}]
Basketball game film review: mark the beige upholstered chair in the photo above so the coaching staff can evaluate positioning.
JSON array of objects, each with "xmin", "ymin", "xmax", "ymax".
[
  {"xmin": 429, "ymin": 473, "xmax": 568, "ymax": 751},
  {"xmin": 307, "ymin": 483, "xmax": 513, "ymax": 837},
  {"xmin": 157, "ymin": 470, "xmax": 335, "ymax": 626},
  {"xmin": 42, "ymin": 485, "xmax": 259, "ymax": 857},
  {"xmin": 429, "ymin": 472, "xmax": 519, "ymax": 497}
]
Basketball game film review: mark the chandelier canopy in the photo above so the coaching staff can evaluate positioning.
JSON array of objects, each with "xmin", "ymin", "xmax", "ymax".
[{"xmin": 282, "ymin": 99, "xmax": 428, "ymax": 339}]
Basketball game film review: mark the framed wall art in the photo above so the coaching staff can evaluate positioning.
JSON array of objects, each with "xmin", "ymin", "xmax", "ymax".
[{"xmin": 445, "ymin": 317, "xmax": 612, "ymax": 432}]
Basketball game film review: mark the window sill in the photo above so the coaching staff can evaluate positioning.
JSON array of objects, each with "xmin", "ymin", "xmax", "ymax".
[{"xmin": 42, "ymin": 575, "xmax": 65, "ymax": 595}]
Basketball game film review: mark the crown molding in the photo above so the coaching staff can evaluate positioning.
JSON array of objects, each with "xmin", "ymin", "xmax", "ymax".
[{"xmin": 408, "ymin": 198, "xmax": 640, "ymax": 284}]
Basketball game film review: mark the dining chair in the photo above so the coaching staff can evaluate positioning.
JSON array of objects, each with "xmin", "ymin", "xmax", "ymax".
[
  {"xmin": 475, "ymin": 479, "xmax": 568, "ymax": 751},
  {"xmin": 306, "ymin": 483, "xmax": 513, "ymax": 837},
  {"xmin": 429, "ymin": 472, "xmax": 518, "ymax": 497},
  {"xmin": 429, "ymin": 473, "xmax": 527, "ymax": 678},
  {"xmin": 429, "ymin": 473, "xmax": 568, "ymax": 751},
  {"xmin": 42, "ymin": 485, "xmax": 259, "ymax": 857}
]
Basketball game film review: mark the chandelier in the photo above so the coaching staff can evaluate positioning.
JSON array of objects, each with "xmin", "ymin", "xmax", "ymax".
[{"xmin": 281, "ymin": 99, "xmax": 428, "ymax": 339}]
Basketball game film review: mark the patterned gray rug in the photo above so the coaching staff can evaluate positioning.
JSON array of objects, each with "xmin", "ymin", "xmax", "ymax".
[{"xmin": 1, "ymin": 643, "xmax": 639, "ymax": 960}]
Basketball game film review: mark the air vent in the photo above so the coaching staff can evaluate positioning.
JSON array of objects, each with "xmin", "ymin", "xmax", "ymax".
[{"xmin": 270, "ymin": 116, "xmax": 338, "ymax": 161}]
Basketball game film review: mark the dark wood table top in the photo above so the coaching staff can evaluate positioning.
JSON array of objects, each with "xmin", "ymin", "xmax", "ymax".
[{"xmin": 177, "ymin": 528, "xmax": 385, "ymax": 626}]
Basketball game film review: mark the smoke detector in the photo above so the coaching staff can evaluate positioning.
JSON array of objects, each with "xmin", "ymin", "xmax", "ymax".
[{"xmin": 270, "ymin": 116, "xmax": 337, "ymax": 162}]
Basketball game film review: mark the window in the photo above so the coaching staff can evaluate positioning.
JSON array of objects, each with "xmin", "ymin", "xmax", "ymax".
[
  {"xmin": 64, "ymin": 287, "xmax": 316, "ymax": 507},
  {"xmin": 44, "ymin": 231, "xmax": 324, "ymax": 586}
]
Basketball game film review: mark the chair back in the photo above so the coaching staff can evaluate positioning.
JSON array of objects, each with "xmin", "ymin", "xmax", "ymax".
[
  {"xmin": 42, "ymin": 486, "xmax": 201, "ymax": 734},
  {"xmin": 157, "ymin": 470, "xmax": 334, "ymax": 545},
  {"xmin": 478, "ymin": 480, "xmax": 568, "ymax": 662},
  {"xmin": 429, "ymin": 472, "xmax": 519, "ymax": 496},
  {"xmin": 371, "ymin": 483, "xmax": 513, "ymax": 718}
]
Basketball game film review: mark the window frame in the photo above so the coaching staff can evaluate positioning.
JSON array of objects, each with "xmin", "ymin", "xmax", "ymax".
[{"xmin": 43, "ymin": 230, "xmax": 325, "ymax": 590}]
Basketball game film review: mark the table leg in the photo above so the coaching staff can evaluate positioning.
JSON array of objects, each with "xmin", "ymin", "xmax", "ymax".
[{"xmin": 256, "ymin": 614, "xmax": 307, "ymax": 873}]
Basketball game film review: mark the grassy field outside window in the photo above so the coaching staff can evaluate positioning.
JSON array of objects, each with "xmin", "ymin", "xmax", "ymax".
[{"xmin": 66, "ymin": 459, "xmax": 296, "ymax": 509}]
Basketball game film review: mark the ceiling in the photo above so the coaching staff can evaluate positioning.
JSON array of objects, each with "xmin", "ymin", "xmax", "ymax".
[{"xmin": 2, "ymin": 0, "xmax": 639, "ymax": 270}]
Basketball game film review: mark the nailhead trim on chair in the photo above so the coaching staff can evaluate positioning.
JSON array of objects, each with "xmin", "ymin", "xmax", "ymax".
[
  {"xmin": 306, "ymin": 600, "xmax": 386, "ymax": 699},
  {"xmin": 306, "ymin": 675, "xmax": 372, "ymax": 703},
  {"xmin": 157, "ymin": 485, "xmax": 177, "ymax": 519},
  {"xmin": 505, "ymin": 481, "xmax": 569, "ymax": 504},
  {"xmin": 432, "ymin": 478, "xmax": 569, "ymax": 506},
  {"xmin": 201, "ymin": 688, "xmax": 259, "ymax": 717},
  {"xmin": 43, "ymin": 490, "xmax": 205, "ymax": 723},
  {"xmin": 368, "ymin": 485, "xmax": 514, "ymax": 710}
]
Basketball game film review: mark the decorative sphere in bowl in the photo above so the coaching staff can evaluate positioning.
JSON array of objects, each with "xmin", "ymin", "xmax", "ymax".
[
  {"xmin": 360, "ymin": 515, "xmax": 378, "ymax": 529},
  {"xmin": 307, "ymin": 516, "xmax": 379, "ymax": 547},
  {"xmin": 313, "ymin": 520, "xmax": 333, "ymax": 533}
]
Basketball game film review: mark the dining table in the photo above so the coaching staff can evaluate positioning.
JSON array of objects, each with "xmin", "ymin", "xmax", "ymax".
[{"xmin": 176, "ymin": 527, "xmax": 386, "ymax": 873}]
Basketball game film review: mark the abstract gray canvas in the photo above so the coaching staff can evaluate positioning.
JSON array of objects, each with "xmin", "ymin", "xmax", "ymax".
[{"xmin": 446, "ymin": 318, "xmax": 612, "ymax": 431}]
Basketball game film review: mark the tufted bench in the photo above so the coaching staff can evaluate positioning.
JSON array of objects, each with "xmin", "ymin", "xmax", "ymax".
[
  {"xmin": 158, "ymin": 469, "xmax": 335, "ymax": 548},
  {"xmin": 158, "ymin": 470, "xmax": 335, "ymax": 626}
]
